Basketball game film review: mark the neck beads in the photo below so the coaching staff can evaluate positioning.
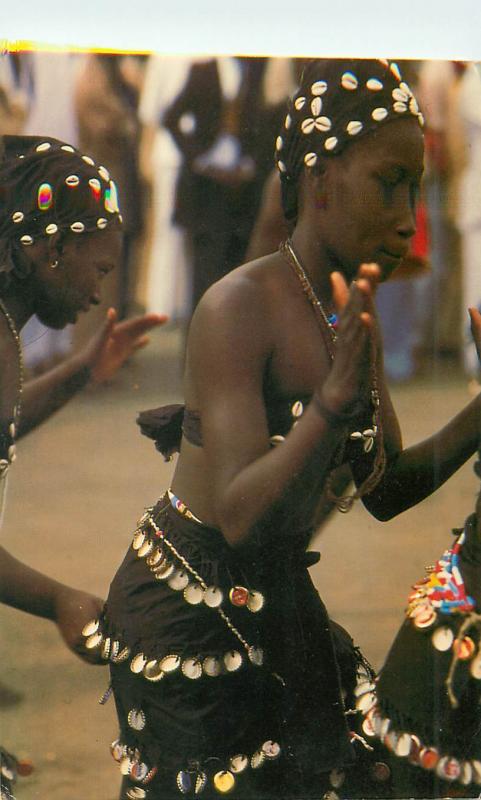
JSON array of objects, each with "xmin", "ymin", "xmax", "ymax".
[
  {"xmin": 0, "ymin": 298, "xmax": 23, "ymax": 476},
  {"xmin": 279, "ymin": 238, "xmax": 386, "ymax": 512}
]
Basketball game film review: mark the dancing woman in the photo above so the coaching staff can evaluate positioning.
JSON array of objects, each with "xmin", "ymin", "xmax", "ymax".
[{"xmin": 102, "ymin": 61, "xmax": 481, "ymax": 799}]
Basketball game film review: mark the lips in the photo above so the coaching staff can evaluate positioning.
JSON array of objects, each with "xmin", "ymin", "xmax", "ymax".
[{"xmin": 379, "ymin": 247, "xmax": 406, "ymax": 261}]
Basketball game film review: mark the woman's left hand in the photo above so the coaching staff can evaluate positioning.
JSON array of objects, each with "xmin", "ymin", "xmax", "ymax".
[
  {"xmin": 469, "ymin": 307, "xmax": 481, "ymax": 363},
  {"xmin": 81, "ymin": 308, "xmax": 168, "ymax": 383},
  {"xmin": 54, "ymin": 587, "xmax": 106, "ymax": 665}
]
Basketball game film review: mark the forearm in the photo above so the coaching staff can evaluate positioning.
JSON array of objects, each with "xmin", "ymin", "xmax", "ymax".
[
  {"xmin": 216, "ymin": 403, "xmax": 347, "ymax": 546},
  {"xmin": 0, "ymin": 545, "xmax": 66, "ymax": 620},
  {"xmin": 362, "ymin": 394, "xmax": 481, "ymax": 520},
  {"xmin": 18, "ymin": 355, "xmax": 91, "ymax": 437}
]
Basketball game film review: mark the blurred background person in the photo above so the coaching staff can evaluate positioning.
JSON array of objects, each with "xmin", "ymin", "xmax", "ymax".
[
  {"xmin": 136, "ymin": 54, "xmax": 193, "ymax": 323},
  {"xmin": 74, "ymin": 52, "xmax": 147, "ymax": 323},
  {"xmin": 451, "ymin": 63, "xmax": 481, "ymax": 378},
  {"xmin": 166, "ymin": 56, "xmax": 296, "ymax": 313}
]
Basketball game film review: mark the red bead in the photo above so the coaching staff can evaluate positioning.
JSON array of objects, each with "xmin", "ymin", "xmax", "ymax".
[{"xmin": 229, "ymin": 586, "xmax": 249, "ymax": 607}]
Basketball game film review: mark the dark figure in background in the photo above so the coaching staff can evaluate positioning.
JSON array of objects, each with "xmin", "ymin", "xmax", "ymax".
[
  {"xmin": 165, "ymin": 57, "xmax": 284, "ymax": 311},
  {"xmin": 75, "ymin": 54, "xmax": 146, "ymax": 319}
]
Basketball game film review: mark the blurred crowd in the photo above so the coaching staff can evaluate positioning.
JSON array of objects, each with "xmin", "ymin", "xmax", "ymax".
[{"xmin": 1, "ymin": 52, "xmax": 480, "ymax": 382}]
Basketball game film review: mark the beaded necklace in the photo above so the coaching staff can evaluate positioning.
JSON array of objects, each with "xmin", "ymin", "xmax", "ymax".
[
  {"xmin": 0, "ymin": 298, "xmax": 24, "ymax": 475},
  {"xmin": 279, "ymin": 238, "xmax": 386, "ymax": 512}
]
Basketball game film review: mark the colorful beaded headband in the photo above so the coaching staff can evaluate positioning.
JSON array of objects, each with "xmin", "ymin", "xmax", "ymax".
[
  {"xmin": 275, "ymin": 58, "xmax": 424, "ymax": 182},
  {"xmin": 0, "ymin": 135, "xmax": 122, "ymax": 277}
]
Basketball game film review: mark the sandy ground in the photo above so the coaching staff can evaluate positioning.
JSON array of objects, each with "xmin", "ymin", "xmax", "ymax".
[{"xmin": 1, "ymin": 325, "xmax": 479, "ymax": 799}]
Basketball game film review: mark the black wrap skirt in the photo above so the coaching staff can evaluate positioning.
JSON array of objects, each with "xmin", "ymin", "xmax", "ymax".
[{"xmin": 101, "ymin": 495, "xmax": 391, "ymax": 800}]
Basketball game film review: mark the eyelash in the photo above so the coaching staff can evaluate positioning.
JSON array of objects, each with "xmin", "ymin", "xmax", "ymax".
[{"xmin": 378, "ymin": 174, "xmax": 420, "ymax": 209}]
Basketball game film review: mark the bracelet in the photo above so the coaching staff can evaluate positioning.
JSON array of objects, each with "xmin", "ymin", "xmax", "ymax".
[{"xmin": 312, "ymin": 394, "xmax": 358, "ymax": 427}]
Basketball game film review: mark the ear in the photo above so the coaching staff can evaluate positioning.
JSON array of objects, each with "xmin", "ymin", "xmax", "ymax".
[
  {"xmin": 46, "ymin": 231, "xmax": 64, "ymax": 261},
  {"xmin": 305, "ymin": 163, "xmax": 329, "ymax": 210}
]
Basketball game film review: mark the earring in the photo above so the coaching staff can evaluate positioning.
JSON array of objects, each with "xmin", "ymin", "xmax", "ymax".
[{"xmin": 50, "ymin": 260, "xmax": 59, "ymax": 269}]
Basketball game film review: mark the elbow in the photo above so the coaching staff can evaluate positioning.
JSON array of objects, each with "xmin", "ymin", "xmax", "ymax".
[
  {"xmin": 362, "ymin": 494, "xmax": 399, "ymax": 522},
  {"xmin": 216, "ymin": 506, "xmax": 254, "ymax": 549}
]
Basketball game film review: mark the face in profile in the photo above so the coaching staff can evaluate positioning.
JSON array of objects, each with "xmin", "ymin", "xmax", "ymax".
[
  {"xmin": 31, "ymin": 227, "xmax": 122, "ymax": 329},
  {"xmin": 317, "ymin": 117, "xmax": 424, "ymax": 281}
]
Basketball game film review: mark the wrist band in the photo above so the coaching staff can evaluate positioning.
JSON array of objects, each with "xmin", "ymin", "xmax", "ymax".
[{"xmin": 312, "ymin": 394, "xmax": 358, "ymax": 426}]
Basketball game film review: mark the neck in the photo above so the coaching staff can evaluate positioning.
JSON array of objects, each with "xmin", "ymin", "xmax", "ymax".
[
  {"xmin": 0, "ymin": 287, "xmax": 34, "ymax": 331},
  {"xmin": 289, "ymin": 224, "xmax": 335, "ymax": 305}
]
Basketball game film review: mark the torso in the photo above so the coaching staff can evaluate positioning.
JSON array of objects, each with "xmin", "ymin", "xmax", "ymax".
[{"xmin": 171, "ymin": 251, "xmax": 372, "ymax": 529}]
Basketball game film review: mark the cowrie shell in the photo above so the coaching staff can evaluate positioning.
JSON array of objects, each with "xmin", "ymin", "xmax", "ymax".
[
  {"xmin": 70, "ymin": 221, "xmax": 85, "ymax": 233},
  {"xmin": 46, "ymin": 223, "xmax": 58, "ymax": 235},
  {"xmin": 65, "ymin": 174, "xmax": 80, "ymax": 187},
  {"xmin": 160, "ymin": 654, "xmax": 181, "ymax": 673},
  {"xmin": 229, "ymin": 754, "xmax": 248, "ymax": 773},
  {"xmin": 315, "ymin": 116, "xmax": 331, "ymax": 132},
  {"xmin": 392, "ymin": 87, "xmax": 408, "ymax": 103},
  {"xmin": 132, "ymin": 529, "xmax": 146, "ymax": 550},
  {"xmin": 276, "ymin": 136, "xmax": 283, "ymax": 150},
  {"xmin": 82, "ymin": 619, "xmax": 99, "ymax": 637},
  {"xmin": 366, "ymin": 78, "xmax": 383, "ymax": 91},
  {"xmin": 182, "ymin": 657, "xmax": 203, "ymax": 680},
  {"xmin": 143, "ymin": 659, "xmax": 164, "ymax": 681},
  {"xmin": 294, "ymin": 96, "xmax": 306, "ymax": 110},
  {"xmin": 301, "ymin": 118, "xmax": 315, "ymax": 134},
  {"xmin": 86, "ymin": 631, "xmax": 103, "ymax": 649},
  {"xmin": 277, "ymin": 160, "xmax": 287, "ymax": 173},
  {"xmin": 311, "ymin": 80, "xmax": 327, "ymax": 96},
  {"xmin": 82, "ymin": 155, "xmax": 95, "ymax": 166},
  {"xmin": 97, "ymin": 217, "xmax": 108, "ymax": 229},
  {"xmin": 341, "ymin": 71, "xmax": 358, "ymax": 90},
  {"xmin": 184, "ymin": 583, "xmax": 204, "ymax": 604},
  {"xmin": 390, "ymin": 62, "xmax": 402, "ymax": 80},
  {"xmin": 98, "ymin": 165, "xmax": 110, "ymax": 182},
  {"xmin": 61, "ymin": 144, "xmax": 75, "ymax": 153},
  {"xmin": 304, "ymin": 152, "xmax": 318, "ymax": 167},
  {"xmin": 168, "ymin": 570, "xmax": 190, "ymax": 591},
  {"xmin": 324, "ymin": 136, "xmax": 338, "ymax": 151},
  {"xmin": 203, "ymin": 655, "xmax": 222, "ymax": 677},
  {"xmin": 347, "ymin": 120, "xmax": 363, "ymax": 136},
  {"xmin": 372, "ymin": 107, "xmax": 388, "ymax": 122},
  {"xmin": 36, "ymin": 142, "xmax": 51, "ymax": 152},
  {"xmin": 432, "ymin": 626, "xmax": 454, "ymax": 652},
  {"xmin": 311, "ymin": 97, "xmax": 322, "ymax": 116},
  {"xmin": 409, "ymin": 97, "xmax": 419, "ymax": 114},
  {"xmin": 224, "ymin": 650, "xmax": 243, "ymax": 672},
  {"xmin": 203, "ymin": 585, "xmax": 223, "ymax": 608},
  {"xmin": 12, "ymin": 211, "xmax": 24, "ymax": 223},
  {"xmin": 130, "ymin": 653, "xmax": 148, "ymax": 673},
  {"xmin": 138, "ymin": 539, "xmax": 154, "ymax": 558},
  {"xmin": 20, "ymin": 234, "xmax": 33, "ymax": 245},
  {"xmin": 393, "ymin": 101, "xmax": 407, "ymax": 114},
  {"xmin": 284, "ymin": 114, "xmax": 292, "ymax": 129}
]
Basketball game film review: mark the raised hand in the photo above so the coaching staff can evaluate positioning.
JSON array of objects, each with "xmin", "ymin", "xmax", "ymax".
[
  {"xmin": 79, "ymin": 308, "xmax": 168, "ymax": 383},
  {"xmin": 319, "ymin": 264, "xmax": 380, "ymax": 418},
  {"xmin": 469, "ymin": 307, "xmax": 481, "ymax": 363}
]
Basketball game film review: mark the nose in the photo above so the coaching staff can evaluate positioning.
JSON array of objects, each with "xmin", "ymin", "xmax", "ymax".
[{"xmin": 395, "ymin": 187, "xmax": 417, "ymax": 241}]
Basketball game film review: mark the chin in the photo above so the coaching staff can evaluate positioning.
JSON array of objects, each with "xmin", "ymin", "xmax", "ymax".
[{"xmin": 35, "ymin": 309, "xmax": 73, "ymax": 330}]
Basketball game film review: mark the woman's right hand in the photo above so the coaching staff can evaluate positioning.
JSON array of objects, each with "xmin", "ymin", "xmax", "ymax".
[
  {"xmin": 469, "ymin": 307, "xmax": 481, "ymax": 363},
  {"xmin": 318, "ymin": 264, "xmax": 380, "ymax": 417}
]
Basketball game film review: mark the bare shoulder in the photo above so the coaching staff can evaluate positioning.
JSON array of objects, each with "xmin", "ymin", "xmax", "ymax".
[{"xmin": 188, "ymin": 253, "xmax": 283, "ymax": 357}]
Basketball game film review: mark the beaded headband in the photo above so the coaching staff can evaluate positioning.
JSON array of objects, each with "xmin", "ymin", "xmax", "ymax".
[
  {"xmin": 0, "ymin": 135, "xmax": 122, "ymax": 278},
  {"xmin": 275, "ymin": 59, "xmax": 424, "ymax": 219}
]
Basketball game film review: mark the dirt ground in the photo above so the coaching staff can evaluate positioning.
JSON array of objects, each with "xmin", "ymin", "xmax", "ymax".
[{"xmin": 1, "ymin": 325, "xmax": 479, "ymax": 799}]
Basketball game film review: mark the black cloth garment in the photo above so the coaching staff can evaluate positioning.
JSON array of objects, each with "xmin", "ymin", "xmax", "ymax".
[{"xmin": 104, "ymin": 493, "xmax": 390, "ymax": 799}]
